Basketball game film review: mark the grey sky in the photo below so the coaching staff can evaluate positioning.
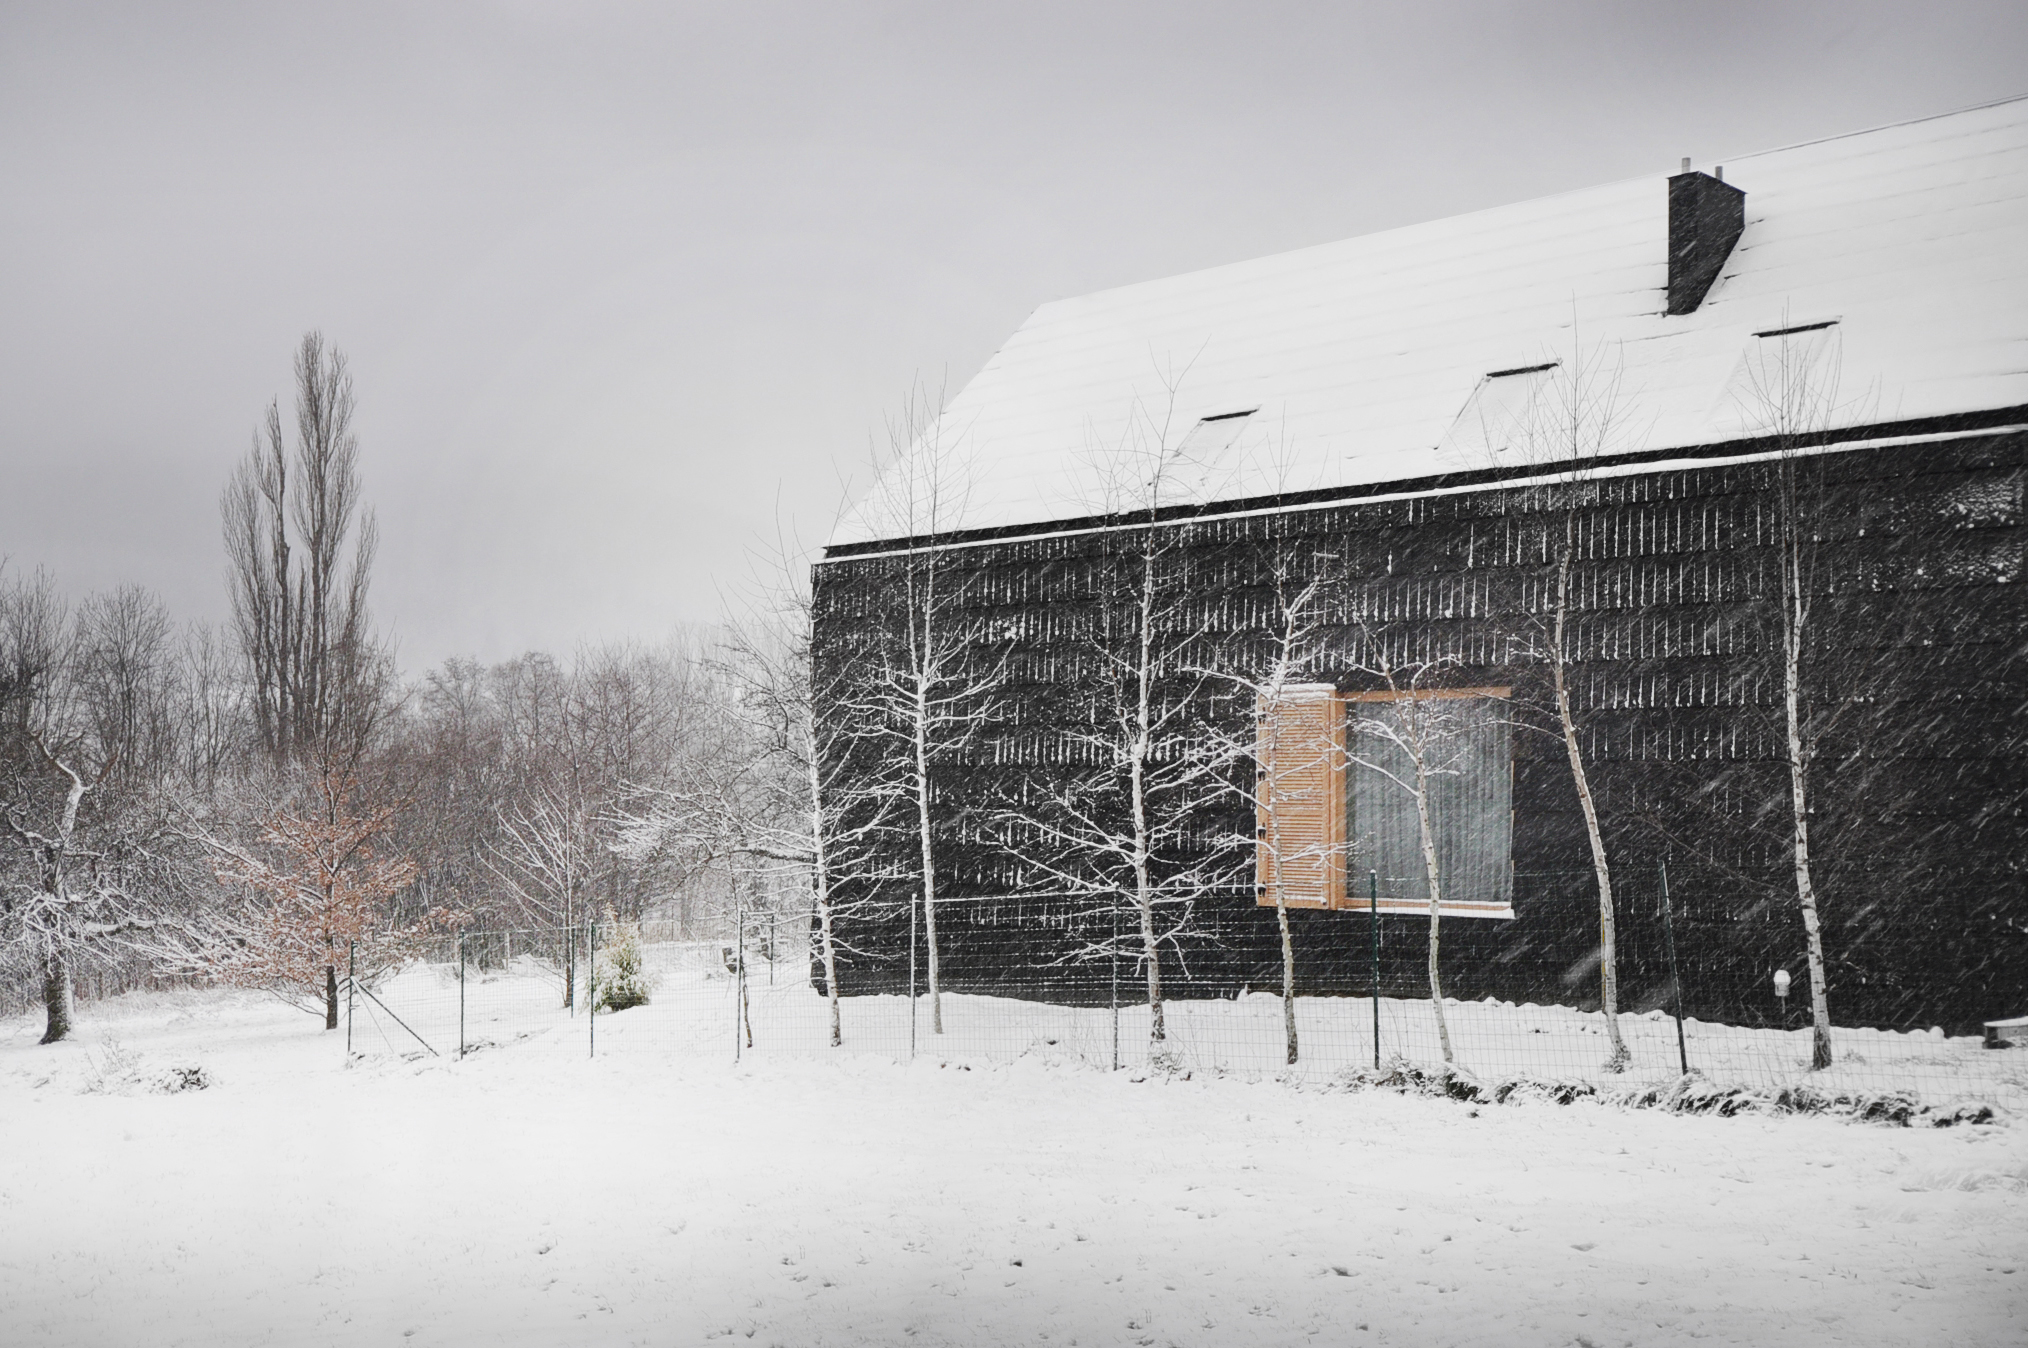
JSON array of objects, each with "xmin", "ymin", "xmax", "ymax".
[{"xmin": 3, "ymin": 2, "xmax": 2023, "ymax": 673}]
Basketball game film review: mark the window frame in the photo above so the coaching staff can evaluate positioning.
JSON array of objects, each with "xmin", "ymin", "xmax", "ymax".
[
  {"xmin": 1342, "ymin": 686, "xmax": 1516, "ymax": 920},
  {"xmin": 1252, "ymin": 686, "xmax": 1517, "ymax": 920}
]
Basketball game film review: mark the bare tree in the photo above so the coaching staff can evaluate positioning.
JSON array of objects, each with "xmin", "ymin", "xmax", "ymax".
[
  {"xmin": 1241, "ymin": 571, "xmax": 1338, "ymax": 1070},
  {"xmin": 1741, "ymin": 322, "xmax": 1854, "ymax": 1070},
  {"xmin": 713, "ymin": 592, "xmax": 889, "ymax": 1048},
  {"xmin": 489, "ymin": 781, "xmax": 601, "ymax": 1008},
  {"xmin": 0, "ymin": 573, "xmax": 180, "ymax": 1042},
  {"xmin": 1343, "ymin": 636, "xmax": 1473, "ymax": 1067},
  {"xmin": 0, "ymin": 566, "xmax": 66, "ymax": 740},
  {"xmin": 849, "ymin": 387, "xmax": 1003, "ymax": 1035},
  {"xmin": 205, "ymin": 764, "xmax": 442, "ymax": 1028},
  {"xmin": 1514, "ymin": 336, "xmax": 1639, "ymax": 1072},
  {"xmin": 472, "ymin": 641, "xmax": 712, "ymax": 1004},
  {"xmin": 1441, "ymin": 324, "xmax": 1643, "ymax": 1070},
  {"xmin": 221, "ymin": 332, "xmax": 387, "ymax": 767},
  {"xmin": 999, "ymin": 376, "xmax": 1243, "ymax": 1060},
  {"xmin": 616, "ymin": 607, "xmax": 889, "ymax": 1048},
  {"xmin": 1215, "ymin": 539, "xmax": 1340, "ymax": 1066},
  {"xmin": 615, "ymin": 502, "xmax": 911, "ymax": 1047},
  {"xmin": 170, "ymin": 622, "xmax": 251, "ymax": 798},
  {"xmin": 3, "ymin": 733, "xmax": 106, "ymax": 1043},
  {"xmin": 71, "ymin": 586, "xmax": 177, "ymax": 793}
]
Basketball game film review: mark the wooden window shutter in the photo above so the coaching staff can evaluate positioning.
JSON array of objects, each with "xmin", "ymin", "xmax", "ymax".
[{"xmin": 1255, "ymin": 684, "xmax": 1346, "ymax": 911}]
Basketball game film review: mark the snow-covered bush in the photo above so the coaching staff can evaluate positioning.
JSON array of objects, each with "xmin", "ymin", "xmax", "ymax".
[
  {"xmin": 593, "ymin": 919, "xmax": 651, "ymax": 1013},
  {"xmin": 155, "ymin": 1065, "xmax": 211, "ymax": 1093}
]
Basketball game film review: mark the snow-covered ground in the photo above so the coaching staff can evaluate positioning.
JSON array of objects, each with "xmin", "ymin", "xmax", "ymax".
[
  {"xmin": 2, "ymin": 985, "xmax": 2024, "ymax": 1347},
  {"xmin": 349, "ymin": 942, "xmax": 2028, "ymax": 1114}
]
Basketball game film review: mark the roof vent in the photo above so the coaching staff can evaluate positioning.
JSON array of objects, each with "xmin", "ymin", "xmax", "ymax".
[{"xmin": 1666, "ymin": 169, "xmax": 1745, "ymax": 315}]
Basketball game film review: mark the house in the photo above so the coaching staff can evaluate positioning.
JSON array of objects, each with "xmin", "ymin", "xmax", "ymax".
[{"xmin": 811, "ymin": 99, "xmax": 2028, "ymax": 1034}]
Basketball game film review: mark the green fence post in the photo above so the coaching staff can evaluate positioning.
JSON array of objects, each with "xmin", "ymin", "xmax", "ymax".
[
  {"xmin": 1369, "ymin": 870, "xmax": 1381, "ymax": 1070},
  {"xmin": 1659, "ymin": 861, "xmax": 1689, "ymax": 1076},
  {"xmin": 346, "ymin": 940, "xmax": 355, "ymax": 1058}
]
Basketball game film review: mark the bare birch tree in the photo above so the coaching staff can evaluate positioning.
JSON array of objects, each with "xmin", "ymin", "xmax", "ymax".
[
  {"xmin": 1343, "ymin": 635, "xmax": 1473, "ymax": 1066},
  {"xmin": 1209, "ymin": 431, "xmax": 1354, "ymax": 1067},
  {"xmin": 1741, "ymin": 321, "xmax": 1854, "ymax": 1070},
  {"xmin": 1442, "ymin": 323, "xmax": 1643, "ymax": 1070},
  {"xmin": 848, "ymin": 387, "xmax": 1002, "ymax": 1035},
  {"xmin": 1514, "ymin": 336, "xmax": 1639, "ymax": 1071},
  {"xmin": 1209, "ymin": 528, "xmax": 1340, "ymax": 1066},
  {"xmin": 999, "ymin": 377, "xmax": 1243, "ymax": 1060},
  {"xmin": 614, "ymin": 587, "xmax": 892, "ymax": 1048}
]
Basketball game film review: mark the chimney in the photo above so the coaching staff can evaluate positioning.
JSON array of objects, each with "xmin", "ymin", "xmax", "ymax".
[{"xmin": 1666, "ymin": 169, "xmax": 1745, "ymax": 315}]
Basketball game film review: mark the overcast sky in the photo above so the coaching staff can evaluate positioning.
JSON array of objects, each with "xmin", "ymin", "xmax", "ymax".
[{"xmin": 3, "ymin": 2, "xmax": 2023, "ymax": 673}]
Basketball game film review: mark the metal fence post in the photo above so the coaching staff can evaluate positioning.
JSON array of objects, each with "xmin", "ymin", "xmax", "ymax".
[
  {"xmin": 458, "ymin": 933, "xmax": 466, "ymax": 1062},
  {"xmin": 1659, "ymin": 860, "xmax": 1689, "ymax": 1076},
  {"xmin": 1109, "ymin": 892, "xmax": 1120, "ymax": 1072},
  {"xmin": 346, "ymin": 939, "xmax": 356, "ymax": 1057},
  {"xmin": 908, "ymin": 890, "xmax": 919, "ymax": 1063},
  {"xmin": 735, "ymin": 878, "xmax": 745, "ymax": 1063},
  {"xmin": 1369, "ymin": 870, "xmax": 1381, "ymax": 1070},
  {"xmin": 588, "ymin": 918, "xmax": 596, "ymax": 1060}
]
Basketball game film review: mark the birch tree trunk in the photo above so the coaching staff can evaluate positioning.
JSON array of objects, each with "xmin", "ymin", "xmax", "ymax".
[
  {"xmin": 1781, "ymin": 543, "xmax": 1835, "ymax": 1069},
  {"xmin": 1132, "ymin": 548, "xmax": 1166, "ymax": 1049},
  {"xmin": 1276, "ymin": 891, "xmax": 1297, "ymax": 1065},
  {"xmin": 1410, "ymin": 745, "xmax": 1455, "ymax": 1065},
  {"xmin": 913, "ymin": 674, "xmax": 943, "ymax": 1034},
  {"xmin": 1261, "ymin": 685, "xmax": 1298, "ymax": 1065},
  {"xmin": 1131, "ymin": 730, "xmax": 1165, "ymax": 1045},
  {"xmin": 807, "ymin": 752, "xmax": 844, "ymax": 1048},
  {"xmin": 1553, "ymin": 548, "xmax": 1631, "ymax": 1071}
]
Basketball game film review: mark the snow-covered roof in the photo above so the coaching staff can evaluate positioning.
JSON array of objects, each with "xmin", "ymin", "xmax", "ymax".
[{"xmin": 831, "ymin": 97, "xmax": 2028, "ymax": 549}]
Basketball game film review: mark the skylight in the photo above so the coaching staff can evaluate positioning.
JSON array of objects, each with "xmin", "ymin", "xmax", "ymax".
[
  {"xmin": 1435, "ymin": 363, "xmax": 1559, "ymax": 465},
  {"xmin": 1708, "ymin": 321, "xmax": 1843, "ymax": 437},
  {"xmin": 1154, "ymin": 409, "xmax": 1260, "ymax": 507},
  {"xmin": 1175, "ymin": 408, "xmax": 1258, "ymax": 461}
]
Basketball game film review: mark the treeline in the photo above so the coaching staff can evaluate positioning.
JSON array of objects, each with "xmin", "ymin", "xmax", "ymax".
[{"xmin": 1, "ymin": 336, "xmax": 806, "ymax": 1041}]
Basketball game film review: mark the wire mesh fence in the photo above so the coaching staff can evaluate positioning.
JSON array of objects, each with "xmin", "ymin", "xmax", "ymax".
[{"xmin": 340, "ymin": 915, "xmax": 2027, "ymax": 1116}]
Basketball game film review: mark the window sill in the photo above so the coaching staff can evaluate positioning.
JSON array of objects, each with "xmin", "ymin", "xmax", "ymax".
[{"xmin": 1340, "ymin": 898, "xmax": 1515, "ymax": 920}]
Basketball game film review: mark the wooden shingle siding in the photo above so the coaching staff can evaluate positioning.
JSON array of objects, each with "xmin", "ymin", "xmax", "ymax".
[{"xmin": 813, "ymin": 427, "xmax": 2028, "ymax": 1029}]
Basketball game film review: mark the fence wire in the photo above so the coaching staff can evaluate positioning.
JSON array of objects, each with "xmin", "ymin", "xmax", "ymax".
[{"xmin": 340, "ymin": 919, "xmax": 2027, "ymax": 1115}]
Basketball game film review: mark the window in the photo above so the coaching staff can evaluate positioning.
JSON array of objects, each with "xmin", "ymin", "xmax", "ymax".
[
  {"xmin": 1253, "ymin": 687, "xmax": 1514, "ymax": 918},
  {"xmin": 1436, "ymin": 363, "xmax": 1558, "ymax": 465},
  {"xmin": 1344, "ymin": 690, "xmax": 1514, "ymax": 918},
  {"xmin": 1254, "ymin": 684, "xmax": 1347, "ymax": 911}
]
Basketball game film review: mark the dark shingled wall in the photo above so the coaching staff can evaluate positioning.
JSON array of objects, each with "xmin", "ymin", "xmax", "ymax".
[{"xmin": 812, "ymin": 423, "xmax": 2026, "ymax": 1033}]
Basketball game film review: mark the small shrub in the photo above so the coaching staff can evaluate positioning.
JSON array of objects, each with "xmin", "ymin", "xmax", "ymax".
[
  {"xmin": 155, "ymin": 1065, "xmax": 212, "ymax": 1093},
  {"xmin": 1334, "ymin": 1061, "xmax": 1997, "ymax": 1128},
  {"xmin": 81, "ymin": 1038, "xmax": 146, "ymax": 1094},
  {"xmin": 594, "ymin": 919, "xmax": 651, "ymax": 1013}
]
